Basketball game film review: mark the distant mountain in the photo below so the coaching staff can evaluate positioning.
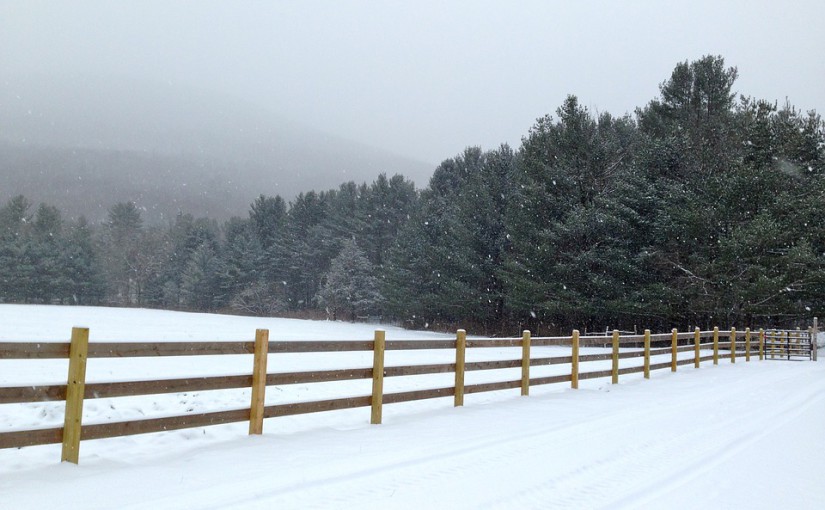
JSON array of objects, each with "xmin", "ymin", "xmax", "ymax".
[
  {"xmin": 0, "ymin": 143, "xmax": 252, "ymax": 222},
  {"xmin": 0, "ymin": 73, "xmax": 433, "ymax": 223}
]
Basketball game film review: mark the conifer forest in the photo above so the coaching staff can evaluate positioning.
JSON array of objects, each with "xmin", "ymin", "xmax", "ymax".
[{"xmin": 2, "ymin": 57, "xmax": 823, "ymax": 334}]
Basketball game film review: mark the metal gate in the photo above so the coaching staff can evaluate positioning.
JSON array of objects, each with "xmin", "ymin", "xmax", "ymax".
[{"xmin": 764, "ymin": 329, "xmax": 815, "ymax": 361}]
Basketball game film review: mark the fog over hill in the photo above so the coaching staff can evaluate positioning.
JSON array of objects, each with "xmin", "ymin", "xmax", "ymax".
[{"xmin": 0, "ymin": 74, "xmax": 433, "ymax": 223}]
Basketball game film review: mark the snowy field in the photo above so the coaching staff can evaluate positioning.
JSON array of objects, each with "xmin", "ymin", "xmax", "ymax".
[{"xmin": 1, "ymin": 305, "xmax": 823, "ymax": 509}]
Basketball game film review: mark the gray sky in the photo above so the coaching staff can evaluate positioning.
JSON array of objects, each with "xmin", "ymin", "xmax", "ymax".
[{"xmin": 2, "ymin": 0, "xmax": 824, "ymax": 165}]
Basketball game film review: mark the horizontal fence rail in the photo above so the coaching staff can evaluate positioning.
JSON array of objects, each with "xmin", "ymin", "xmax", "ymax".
[{"xmin": 0, "ymin": 320, "xmax": 818, "ymax": 464}]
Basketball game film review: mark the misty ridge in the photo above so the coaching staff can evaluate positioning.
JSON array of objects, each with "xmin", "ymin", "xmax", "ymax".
[{"xmin": 0, "ymin": 73, "xmax": 433, "ymax": 223}]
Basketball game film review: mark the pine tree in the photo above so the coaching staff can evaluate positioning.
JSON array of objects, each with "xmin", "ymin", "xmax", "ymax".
[
  {"xmin": 59, "ymin": 217, "xmax": 106, "ymax": 304},
  {"xmin": 218, "ymin": 217, "xmax": 265, "ymax": 308},
  {"xmin": 249, "ymin": 194, "xmax": 287, "ymax": 251},
  {"xmin": 502, "ymin": 97, "xmax": 640, "ymax": 332},
  {"xmin": 180, "ymin": 242, "xmax": 222, "ymax": 311},
  {"xmin": 144, "ymin": 213, "xmax": 219, "ymax": 307},
  {"xmin": 637, "ymin": 55, "xmax": 739, "ymax": 179},
  {"xmin": 384, "ymin": 147, "xmax": 515, "ymax": 331},
  {"xmin": 317, "ymin": 239, "xmax": 383, "ymax": 321},
  {"xmin": 283, "ymin": 191, "xmax": 334, "ymax": 309},
  {"xmin": 0, "ymin": 196, "xmax": 32, "ymax": 302},
  {"xmin": 29, "ymin": 203, "xmax": 64, "ymax": 302},
  {"xmin": 321, "ymin": 182, "xmax": 367, "ymax": 242},
  {"xmin": 100, "ymin": 202, "xmax": 144, "ymax": 305},
  {"xmin": 361, "ymin": 174, "xmax": 417, "ymax": 267}
]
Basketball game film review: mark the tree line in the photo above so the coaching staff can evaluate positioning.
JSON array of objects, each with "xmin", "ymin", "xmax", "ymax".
[{"xmin": 1, "ymin": 56, "xmax": 823, "ymax": 334}]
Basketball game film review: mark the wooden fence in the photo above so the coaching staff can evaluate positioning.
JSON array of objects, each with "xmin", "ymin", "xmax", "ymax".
[{"xmin": 0, "ymin": 322, "xmax": 818, "ymax": 464}]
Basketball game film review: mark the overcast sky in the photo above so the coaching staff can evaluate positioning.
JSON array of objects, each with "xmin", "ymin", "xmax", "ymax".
[{"xmin": 2, "ymin": 0, "xmax": 824, "ymax": 165}]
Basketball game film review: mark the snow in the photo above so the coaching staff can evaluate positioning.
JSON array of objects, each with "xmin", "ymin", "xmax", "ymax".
[{"xmin": 2, "ymin": 305, "xmax": 824, "ymax": 509}]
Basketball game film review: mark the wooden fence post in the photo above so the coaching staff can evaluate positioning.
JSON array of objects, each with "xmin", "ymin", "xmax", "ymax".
[
  {"xmin": 671, "ymin": 328, "xmax": 678, "ymax": 372},
  {"xmin": 611, "ymin": 329, "xmax": 620, "ymax": 384},
  {"xmin": 814, "ymin": 317, "xmax": 819, "ymax": 362},
  {"xmin": 808, "ymin": 326, "xmax": 814, "ymax": 360},
  {"xmin": 249, "ymin": 329, "xmax": 269, "ymax": 435},
  {"xmin": 61, "ymin": 327, "xmax": 89, "ymax": 464},
  {"xmin": 730, "ymin": 327, "xmax": 736, "ymax": 364},
  {"xmin": 454, "ymin": 329, "xmax": 466, "ymax": 407},
  {"xmin": 371, "ymin": 330, "xmax": 385, "ymax": 425},
  {"xmin": 759, "ymin": 328, "xmax": 764, "ymax": 361},
  {"xmin": 521, "ymin": 330, "xmax": 531, "ymax": 396},
  {"xmin": 713, "ymin": 327, "xmax": 719, "ymax": 365},
  {"xmin": 571, "ymin": 329, "xmax": 580, "ymax": 389},
  {"xmin": 694, "ymin": 327, "xmax": 701, "ymax": 368},
  {"xmin": 643, "ymin": 329, "xmax": 651, "ymax": 379},
  {"xmin": 745, "ymin": 328, "xmax": 751, "ymax": 362}
]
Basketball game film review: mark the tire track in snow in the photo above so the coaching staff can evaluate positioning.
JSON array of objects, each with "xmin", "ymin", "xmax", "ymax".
[
  {"xmin": 480, "ymin": 364, "xmax": 825, "ymax": 509},
  {"xmin": 102, "ymin": 362, "xmax": 824, "ymax": 510},
  {"xmin": 270, "ymin": 364, "xmax": 823, "ymax": 509},
  {"xmin": 124, "ymin": 385, "xmax": 684, "ymax": 510}
]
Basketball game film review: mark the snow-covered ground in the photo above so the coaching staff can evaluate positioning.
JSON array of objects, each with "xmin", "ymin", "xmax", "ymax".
[{"xmin": 1, "ymin": 305, "xmax": 823, "ymax": 509}]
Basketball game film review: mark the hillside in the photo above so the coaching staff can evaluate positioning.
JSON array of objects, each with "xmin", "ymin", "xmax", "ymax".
[
  {"xmin": 0, "ymin": 74, "xmax": 433, "ymax": 222},
  {"xmin": 0, "ymin": 143, "xmax": 251, "ymax": 222}
]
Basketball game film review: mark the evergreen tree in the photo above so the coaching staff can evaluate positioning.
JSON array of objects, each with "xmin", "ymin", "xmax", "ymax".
[
  {"xmin": 145, "ymin": 213, "xmax": 219, "ymax": 307},
  {"xmin": 29, "ymin": 203, "xmax": 64, "ymax": 302},
  {"xmin": 249, "ymin": 194, "xmax": 287, "ymax": 251},
  {"xmin": 0, "ymin": 195, "xmax": 32, "ymax": 240},
  {"xmin": 384, "ymin": 186, "xmax": 472, "ymax": 326},
  {"xmin": 59, "ymin": 217, "xmax": 106, "ymax": 304},
  {"xmin": 318, "ymin": 239, "xmax": 383, "ymax": 321},
  {"xmin": 180, "ymin": 242, "xmax": 222, "ymax": 311},
  {"xmin": 321, "ymin": 181, "xmax": 367, "ymax": 242},
  {"xmin": 385, "ymin": 146, "xmax": 515, "ymax": 331},
  {"xmin": 638, "ymin": 56, "xmax": 824, "ymax": 327},
  {"xmin": 100, "ymin": 202, "xmax": 144, "ymax": 305},
  {"xmin": 218, "ymin": 217, "xmax": 267, "ymax": 310},
  {"xmin": 0, "ymin": 196, "xmax": 33, "ymax": 302},
  {"xmin": 503, "ymin": 97, "xmax": 640, "ymax": 332},
  {"xmin": 637, "ymin": 55, "xmax": 739, "ymax": 179},
  {"xmin": 283, "ymin": 191, "xmax": 334, "ymax": 309},
  {"xmin": 361, "ymin": 174, "xmax": 417, "ymax": 266}
]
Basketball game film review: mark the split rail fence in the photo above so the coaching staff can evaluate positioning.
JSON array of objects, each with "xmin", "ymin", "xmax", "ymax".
[{"xmin": 0, "ymin": 320, "xmax": 818, "ymax": 464}]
